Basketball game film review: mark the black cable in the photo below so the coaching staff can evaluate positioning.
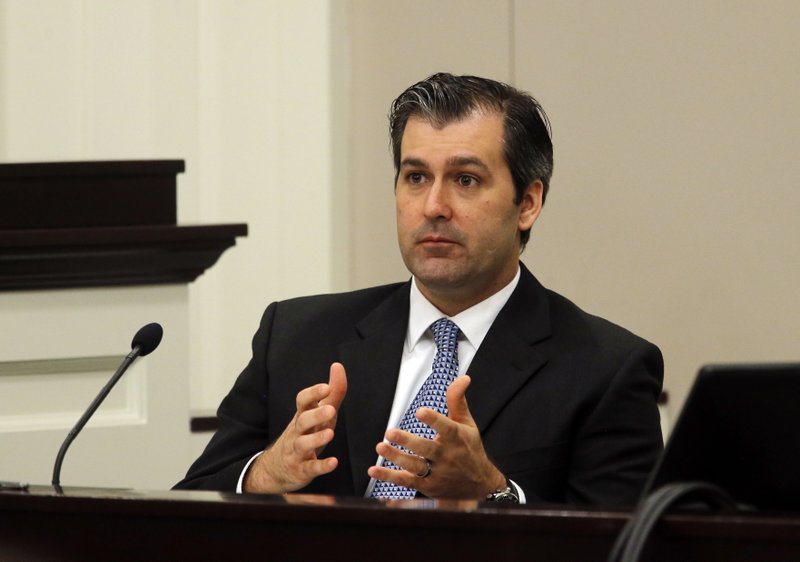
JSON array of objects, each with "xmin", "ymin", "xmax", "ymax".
[{"xmin": 607, "ymin": 481, "xmax": 739, "ymax": 562}]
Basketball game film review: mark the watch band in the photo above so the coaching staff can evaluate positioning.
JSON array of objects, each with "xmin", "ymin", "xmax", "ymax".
[{"xmin": 485, "ymin": 477, "xmax": 520, "ymax": 504}]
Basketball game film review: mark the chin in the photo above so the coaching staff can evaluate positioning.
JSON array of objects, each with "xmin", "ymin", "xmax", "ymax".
[
  {"xmin": 404, "ymin": 250, "xmax": 470, "ymax": 283},
  {"xmin": 413, "ymin": 266, "xmax": 468, "ymax": 290}
]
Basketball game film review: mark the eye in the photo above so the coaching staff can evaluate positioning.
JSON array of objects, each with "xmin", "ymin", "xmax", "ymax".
[
  {"xmin": 407, "ymin": 172, "xmax": 425, "ymax": 184},
  {"xmin": 457, "ymin": 174, "xmax": 478, "ymax": 187}
]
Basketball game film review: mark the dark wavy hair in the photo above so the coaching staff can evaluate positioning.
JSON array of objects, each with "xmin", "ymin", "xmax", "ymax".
[{"xmin": 389, "ymin": 73, "xmax": 553, "ymax": 246}]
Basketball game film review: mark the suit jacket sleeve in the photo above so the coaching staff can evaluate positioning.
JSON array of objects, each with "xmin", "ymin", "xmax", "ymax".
[
  {"xmin": 487, "ymin": 336, "xmax": 663, "ymax": 507},
  {"xmin": 562, "ymin": 340, "xmax": 663, "ymax": 505},
  {"xmin": 474, "ymin": 269, "xmax": 664, "ymax": 507},
  {"xmin": 173, "ymin": 303, "xmax": 279, "ymax": 491},
  {"xmin": 173, "ymin": 283, "xmax": 406, "ymax": 494}
]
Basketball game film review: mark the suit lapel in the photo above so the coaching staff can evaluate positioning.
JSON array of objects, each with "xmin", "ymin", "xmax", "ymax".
[
  {"xmin": 466, "ymin": 265, "xmax": 552, "ymax": 433},
  {"xmin": 338, "ymin": 282, "xmax": 410, "ymax": 494},
  {"xmin": 336, "ymin": 265, "xmax": 550, "ymax": 492}
]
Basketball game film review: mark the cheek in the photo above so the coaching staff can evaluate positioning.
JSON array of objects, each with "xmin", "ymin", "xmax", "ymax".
[
  {"xmin": 395, "ymin": 205, "xmax": 414, "ymax": 239},
  {"xmin": 396, "ymin": 194, "xmax": 422, "ymax": 222},
  {"xmin": 396, "ymin": 205, "xmax": 409, "ymax": 226},
  {"xmin": 474, "ymin": 202, "xmax": 519, "ymax": 240},
  {"xmin": 395, "ymin": 191, "xmax": 410, "ymax": 213},
  {"xmin": 470, "ymin": 199, "xmax": 505, "ymax": 225},
  {"xmin": 395, "ymin": 198, "xmax": 406, "ymax": 221}
]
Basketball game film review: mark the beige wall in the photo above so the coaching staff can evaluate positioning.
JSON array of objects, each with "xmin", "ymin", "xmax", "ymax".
[
  {"xmin": 348, "ymin": 0, "xmax": 514, "ymax": 286},
  {"xmin": 348, "ymin": 1, "xmax": 800, "ymax": 417},
  {"xmin": 515, "ymin": 2, "xmax": 800, "ymax": 416},
  {"xmin": 1, "ymin": 0, "xmax": 798, "ymax": 474}
]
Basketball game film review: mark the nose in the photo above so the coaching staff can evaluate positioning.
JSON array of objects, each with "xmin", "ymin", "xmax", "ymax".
[{"xmin": 423, "ymin": 181, "xmax": 452, "ymax": 221}]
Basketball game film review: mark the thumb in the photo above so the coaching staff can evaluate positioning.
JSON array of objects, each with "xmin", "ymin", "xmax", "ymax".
[
  {"xmin": 322, "ymin": 362, "xmax": 348, "ymax": 410},
  {"xmin": 446, "ymin": 375, "xmax": 475, "ymax": 426}
]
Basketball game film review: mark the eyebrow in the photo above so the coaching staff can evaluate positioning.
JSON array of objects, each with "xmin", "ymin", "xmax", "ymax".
[
  {"xmin": 446, "ymin": 155, "xmax": 490, "ymax": 172},
  {"xmin": 399, "ymin": 155, "xmax": 490, "ymax": 172},
  {"xmin": 399, "ymin": 157, "xmax": 428, "ymax": 169}
]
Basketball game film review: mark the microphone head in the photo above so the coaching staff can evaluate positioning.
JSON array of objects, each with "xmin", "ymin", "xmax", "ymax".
[{"xmin": 131, "ymin": 323, "xmax": 163, "ymax": 356}]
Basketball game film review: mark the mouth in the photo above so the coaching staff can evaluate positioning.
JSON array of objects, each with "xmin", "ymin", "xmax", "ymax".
[{"xmin": 419, "ymin": 235, "xmax": 457, "ymax": 246}]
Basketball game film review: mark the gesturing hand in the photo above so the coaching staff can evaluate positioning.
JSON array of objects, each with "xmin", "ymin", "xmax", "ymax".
[
  {"xmin": 244, "ymin": 362, "xmax": 347, "ymax": 493},
  {"xmin": 367, "ymin": 375, "xmax": 506, "ymax": 499}
]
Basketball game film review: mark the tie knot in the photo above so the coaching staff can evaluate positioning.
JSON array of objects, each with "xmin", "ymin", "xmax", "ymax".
[{"xmin": 431, "ymin": 318, "xmax": 459, "ymax": 351}]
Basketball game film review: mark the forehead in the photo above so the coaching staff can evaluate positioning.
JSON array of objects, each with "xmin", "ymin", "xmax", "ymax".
[{"xmin": 400, "ymin": 110, "xmax": 506, "ymax": 164}]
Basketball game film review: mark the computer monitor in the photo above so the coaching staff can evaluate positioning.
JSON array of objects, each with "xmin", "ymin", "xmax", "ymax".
[{"xmin": 642, "ymin": 363, "xmax": 800, "ymax": 511}]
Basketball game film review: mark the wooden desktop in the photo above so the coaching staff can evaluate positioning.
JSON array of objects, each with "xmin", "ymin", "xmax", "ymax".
[{"xmin": 2, "ymin": 486, "xmax": 800, "ymax": 561}]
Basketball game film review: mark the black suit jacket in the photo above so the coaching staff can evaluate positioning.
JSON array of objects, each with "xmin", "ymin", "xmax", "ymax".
[{"xmin": 175, "ymin": 264, "xmax": 663, "ymax": 506}]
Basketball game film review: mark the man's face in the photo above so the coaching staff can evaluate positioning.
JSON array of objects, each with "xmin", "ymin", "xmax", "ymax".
[{"xmin": 395, "ymin": 110, "xmax": 542, "ymax": 315}]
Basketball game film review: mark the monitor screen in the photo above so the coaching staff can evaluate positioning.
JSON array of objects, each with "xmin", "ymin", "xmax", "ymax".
[{"xmin": 642, "ymin": 363, "xmax": 800, "ymax": 511}]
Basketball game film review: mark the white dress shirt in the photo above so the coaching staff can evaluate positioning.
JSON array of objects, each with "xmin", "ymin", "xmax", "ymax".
[
  {"xmin": 363, "ymin": 267, "xmax": 525, "ymax": 502},
  {"xmin": 239, "ymin": 266, "xmax": 525, "ymax": 502}
]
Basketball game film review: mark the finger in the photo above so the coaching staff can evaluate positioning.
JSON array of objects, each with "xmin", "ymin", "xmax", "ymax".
[
  {"xmin": 295, "ymin": 382, "xmax": 330, "ymax": 412},
  {"xmin": 367, "ymin": 464, "xmax": 419, "ymax": 489},
  {"xmin": 410, "ymin": 408, "xmax": 460, "ymax": 442},
  {"xmin": 294, "ymin": 428, "xmax": 335, "ymax": 456},
  {"xmin": 295, "ymin": 404, "xmax": 337, "ymax": 434},
  {"xmin": 375, "ymin": 440, "xmax": 432, "ymax": 475},
  {"xmin": 375, "ymin": 441, "xmax": 410, "ymax": 468},
  {"xmin": 445, "ymin": 375, "xmax": 476, "ymax": 426},
  {"xmin": 321, "ymin": 362, "xmax": 348, "ymax": 410},
  {"xmin": 384, "ymin": 428, "xmax": 439, "ymax": 459},
  {"xmin": 300, "ymin": 456, "xmax": 339, "ymax": 479}
]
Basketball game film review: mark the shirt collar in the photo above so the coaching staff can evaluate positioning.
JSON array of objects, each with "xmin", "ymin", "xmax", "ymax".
[{"xmin": 407, "ymin": 266, "xmax": 521, "ymax": 351}]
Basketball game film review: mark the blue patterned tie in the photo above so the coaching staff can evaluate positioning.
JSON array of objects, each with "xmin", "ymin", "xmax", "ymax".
[{"xmin": 371, "ymin": 318, "xmax": 460, "ymax": 499}]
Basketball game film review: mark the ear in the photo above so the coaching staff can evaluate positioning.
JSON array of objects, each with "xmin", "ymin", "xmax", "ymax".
[{"xmin": 518, "ymin": 179, "xmax": 544, "ymax": 232}]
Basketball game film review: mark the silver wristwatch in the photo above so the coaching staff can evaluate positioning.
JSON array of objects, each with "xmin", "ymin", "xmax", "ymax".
[{"xmin": 485, "ymin": 477, "xmax": 520, "ymax": 504}]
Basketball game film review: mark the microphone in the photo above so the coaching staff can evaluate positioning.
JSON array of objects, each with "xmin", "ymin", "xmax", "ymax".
[{"xmin": 52, "ymin": 322, "xmax": 163, "ymax": 489}]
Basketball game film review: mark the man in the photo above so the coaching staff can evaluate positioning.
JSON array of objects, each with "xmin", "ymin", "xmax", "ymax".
[{"xmin": 175, "ymin": 73, "xmax": 663, "ymax": 505}]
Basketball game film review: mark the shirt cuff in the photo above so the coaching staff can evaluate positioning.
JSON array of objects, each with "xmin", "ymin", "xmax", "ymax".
[
  {"xmin": 236, "ymin": 451, "xmax": 263, "ymax": 494},
  {"xmin": 508, "ymin": 478, "xmax": 527, "ymax": 504}
]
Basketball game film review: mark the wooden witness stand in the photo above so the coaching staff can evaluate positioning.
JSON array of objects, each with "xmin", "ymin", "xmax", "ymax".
[{"xmin": 2, "ymin": 486, "xmax": 800, "ymax": 561}]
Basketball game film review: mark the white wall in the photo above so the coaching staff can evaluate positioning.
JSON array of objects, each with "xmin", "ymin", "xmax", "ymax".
[
  {"xmin": 0, "ymin": 0, "xmax": 347, "ymax": 486},
  {"xmin": 0, "ymin": 286, "xmax": 192, "ymax": 489},
  {"xmin": 0, "ymin": 0, "xmax": 348, "ymax": 413},
  {"xmin": 188, "ymin": 0, "xmax": 350, "ymax": 411}
]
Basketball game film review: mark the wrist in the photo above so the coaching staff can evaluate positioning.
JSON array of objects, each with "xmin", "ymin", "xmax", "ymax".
[
  {"xmin": 243, "ymin": 449, "xmax": 283, "ymax": 493},
  {"xmin": 492, "ymin": 469, "xmax": 506, "ymax": 492},
  {"xmin": 483, "ymin": 466, "xmax": 506, "ymax": 496},
  {"xmin": 485, "ymin": 475, "xmax": 520, "ymax": 504}
]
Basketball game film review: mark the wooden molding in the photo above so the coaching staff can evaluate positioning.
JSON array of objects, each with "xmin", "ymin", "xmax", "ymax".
[
  {"xmin": 189, "ymin": 415, "xmax": 220, "ymax": 433},
  {"xmin": 1, "ymin": 160, "xmax": 183, "ymax": 230},
  {"xmin": 0, "ymin": 224, "xmax": 247, "ymax": 291}
]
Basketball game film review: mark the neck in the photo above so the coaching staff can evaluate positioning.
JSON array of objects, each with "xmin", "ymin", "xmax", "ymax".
[{"xmin": 416, "ymin": 267, "xmax": 519, "ymax": 317}]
